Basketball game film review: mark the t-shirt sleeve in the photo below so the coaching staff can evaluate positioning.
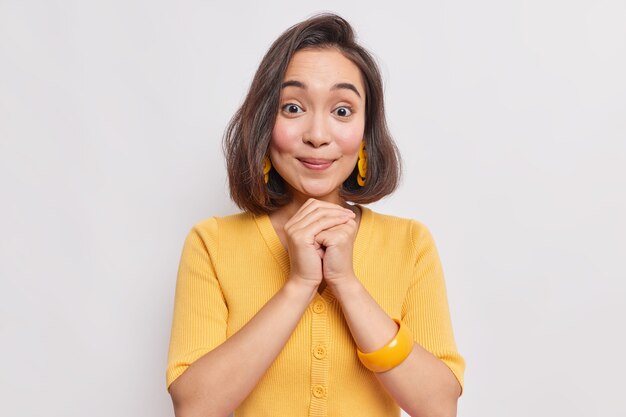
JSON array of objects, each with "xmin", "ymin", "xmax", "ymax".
[
  {"xmin": 401, "ymin": 220, "xmax": 465, "ymax": 395},
  {"xmin": 165, "ymin": 218, "xmax": 228, "ymax": 391}
]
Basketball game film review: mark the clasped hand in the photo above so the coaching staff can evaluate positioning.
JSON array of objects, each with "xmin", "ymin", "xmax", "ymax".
[{"xmin": 284, "ymin": 199, "xmax": 358, "ymax": 290}]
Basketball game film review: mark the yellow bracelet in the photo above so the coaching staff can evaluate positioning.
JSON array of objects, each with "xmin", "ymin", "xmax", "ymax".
[{"xmin": 357, "ymin": 318, "xmax": 414, "ymax": 373}]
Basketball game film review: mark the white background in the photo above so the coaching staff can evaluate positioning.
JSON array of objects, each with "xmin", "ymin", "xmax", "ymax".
[{"xmin": 1, "ymin": 1, "xmax": 625, "ymax": 416}]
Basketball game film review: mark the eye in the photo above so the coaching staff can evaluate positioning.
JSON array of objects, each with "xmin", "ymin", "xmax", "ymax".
[
  {"xmin": 282, "ymin": 103, "xmax": 304, "ymax": 114},
  {"xmin": 333, "ymin": 106, "xmax": 353, "ymax": 117}
]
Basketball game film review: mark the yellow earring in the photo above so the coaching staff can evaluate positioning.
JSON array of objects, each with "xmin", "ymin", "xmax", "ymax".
[
  {"xmin": 263, "ymin": 156, "xmax": 272, "ymax": 184},
  {"xmin": 357, "ymin": 141, "xmax": 367, "ymax": 187}
]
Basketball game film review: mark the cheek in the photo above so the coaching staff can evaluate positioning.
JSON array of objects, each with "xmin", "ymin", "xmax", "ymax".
[
  {"xmin": 270, "ymin": 118, "xmax": 300, "ymax": 153},
  {"xmin": 334, "ymin": 122, "xmax": 365, "ymax": 154}
]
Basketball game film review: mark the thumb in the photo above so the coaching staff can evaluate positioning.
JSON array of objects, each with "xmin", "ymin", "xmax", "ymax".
[{"xmin": 314, "ymin": 240, "xmax": 325, "ymax": 258}]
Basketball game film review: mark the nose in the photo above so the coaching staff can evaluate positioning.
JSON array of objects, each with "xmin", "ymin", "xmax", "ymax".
[{"xmin": 303, "ymin": 112, "xmax": 330, "ymax": 148}]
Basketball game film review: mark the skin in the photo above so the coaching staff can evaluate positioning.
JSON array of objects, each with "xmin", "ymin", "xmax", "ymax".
[
  {"xmin": 270, "ymin": 47, "xmax": 461, "ymax": 415},
  {"xmin": 169, "ymin": 48, "xmax": 461, "ymax": 417},
  {"xmin": 268, "ymin": 47, "xmax": 366, "ymax": 293}
]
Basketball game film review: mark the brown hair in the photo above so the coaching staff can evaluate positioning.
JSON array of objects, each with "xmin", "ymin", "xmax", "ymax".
[{"xmin": 223, "ymin": 13, "xmax": 401, "ymax": 214}]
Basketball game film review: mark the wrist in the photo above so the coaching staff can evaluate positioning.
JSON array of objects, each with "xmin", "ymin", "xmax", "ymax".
[
  {"xmin": 283, "ymin": 278, "xmax": 319, "ymax": 303},
  {"xmin": 326, "ymin": 274, "xmax": 361, "ymax": 298}
]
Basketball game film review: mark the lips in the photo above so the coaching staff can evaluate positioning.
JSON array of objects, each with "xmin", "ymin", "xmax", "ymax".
[{"xmin": 298, "ymin": 157, "xmax": 335, "ymax": 171}]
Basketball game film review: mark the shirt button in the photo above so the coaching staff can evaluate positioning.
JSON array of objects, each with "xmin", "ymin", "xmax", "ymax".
[
  {"xmin": 313, "ymin": 344, "xmax": 327, "ymax": 359},
  {"xmin": 312, "ymin": 300, "xmax": 326, "ymax": 313},
  {"xmin": 312, "ymin": 384, "xmax": 327, "ymax": 398}
]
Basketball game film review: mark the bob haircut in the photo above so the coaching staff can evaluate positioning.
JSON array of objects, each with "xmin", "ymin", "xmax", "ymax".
[{"xmin": 223, "ymin": 13, "xmax": 401, "ymax": 214}]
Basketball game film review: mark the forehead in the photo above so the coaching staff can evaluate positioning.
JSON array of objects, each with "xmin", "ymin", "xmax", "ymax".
[{"xmin": 283, "ymin": 48, "xmax": 365, "ymax": 96}]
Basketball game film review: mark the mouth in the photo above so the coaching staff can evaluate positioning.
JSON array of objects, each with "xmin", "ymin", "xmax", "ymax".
[{"xmin": 297, "ymin": 157, "xmax": 335, "ymax": 171}]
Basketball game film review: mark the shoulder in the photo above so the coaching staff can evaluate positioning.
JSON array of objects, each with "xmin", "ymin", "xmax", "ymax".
[
  {"xmin": 185, "ymin": 211, "xmax": 257, "ymax": 247},
  {"xmin": 363, "ymin": 206, "xmax": 437, "ymax": 253},
  {"xmin": 192, "ymin": 211, "xmax": 255, "ymax": 231}
]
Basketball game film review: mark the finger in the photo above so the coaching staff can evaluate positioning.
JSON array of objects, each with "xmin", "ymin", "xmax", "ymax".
[
  {"xmin": 284, "ymin": 198, "xmax": 318, "ymax": 228},
  {"xmin": 289, "ymin": 198, "xmax": 322, "ymax": 224},
  {"xmin": 292, "ymin": 214, "xmax": 354, "ymax": 241},
  {"xmin": 315, "ymin": 226, "xmax": 349, "ymax": 246},
  {"xmin": 288, "ymin": 207, "xmax": 354, "ymax": 234},
  {"xmin": 286, "ymin": 205, "xmax": 353, "ymax": 232},
  {"xmin": 315, "ymin": 220, "xmax": 357, "ymax": 245},
  {"xmin": 289, "ymin": 199, "xmax": 354, "ymax": 226}
]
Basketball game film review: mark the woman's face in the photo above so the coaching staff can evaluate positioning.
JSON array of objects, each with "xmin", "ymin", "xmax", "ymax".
[{"xmin": 269, "ymin": 47, "xmax": 366, "ymax": 204}]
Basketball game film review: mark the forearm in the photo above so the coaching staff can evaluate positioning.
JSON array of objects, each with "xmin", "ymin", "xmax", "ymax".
[
  {"xmin": 169, "ymin": 280, "xmax": 317, "ymax": 417},
  {"xmin": 330, "ymin": 278, "xmax": 460, "ymax": 417}
]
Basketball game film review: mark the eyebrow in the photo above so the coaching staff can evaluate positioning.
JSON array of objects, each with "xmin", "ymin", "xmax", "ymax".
[{"xmin": 281, "ymin": 80, "xmax": 362, "ymax": 98}]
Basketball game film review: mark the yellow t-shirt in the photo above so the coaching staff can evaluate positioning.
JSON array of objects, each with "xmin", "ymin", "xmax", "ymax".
[{"xmin": 166, "ymin": 206, "xmax": 465, "ymax": 416}]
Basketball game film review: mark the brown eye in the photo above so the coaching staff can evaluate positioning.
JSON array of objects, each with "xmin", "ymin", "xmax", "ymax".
[
  {"xmin": 333, "ymin": 106, "xmax": 352, "ymax": 117},
  {"xmin": 282, "ymin": 104, "xmax": 303, "ymax": 114}
]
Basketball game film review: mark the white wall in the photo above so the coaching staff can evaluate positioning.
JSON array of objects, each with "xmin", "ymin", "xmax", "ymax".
[{"xmin": 1, "ymin": 1, "xmax": 625, "ymax": 416}]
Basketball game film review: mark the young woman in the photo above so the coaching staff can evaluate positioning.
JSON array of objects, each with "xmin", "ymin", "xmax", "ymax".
[{"xmin": 166, "ymin": 13, "xmax": 465, "ymax": 417}]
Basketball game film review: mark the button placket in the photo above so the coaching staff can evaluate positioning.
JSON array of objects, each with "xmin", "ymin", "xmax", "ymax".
[
  {"xmin": 313, "ymin": 344, "xmax": 327, "ymax": 359},
  {"xmin": 312, "ymin": 384, "xmax": 327, "ymax": 398},
  {"xmin": 312, "ymin": 300, "xmax": 326, "ymax": 314},
  {"xmin": 309, "ymin": 296, "xmax": 329, "ymax": 416}
]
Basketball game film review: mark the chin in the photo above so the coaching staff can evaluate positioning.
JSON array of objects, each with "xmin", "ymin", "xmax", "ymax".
[{"xmin": 297, "ymin": 182, "xmax": 341, "ymax": 200}]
